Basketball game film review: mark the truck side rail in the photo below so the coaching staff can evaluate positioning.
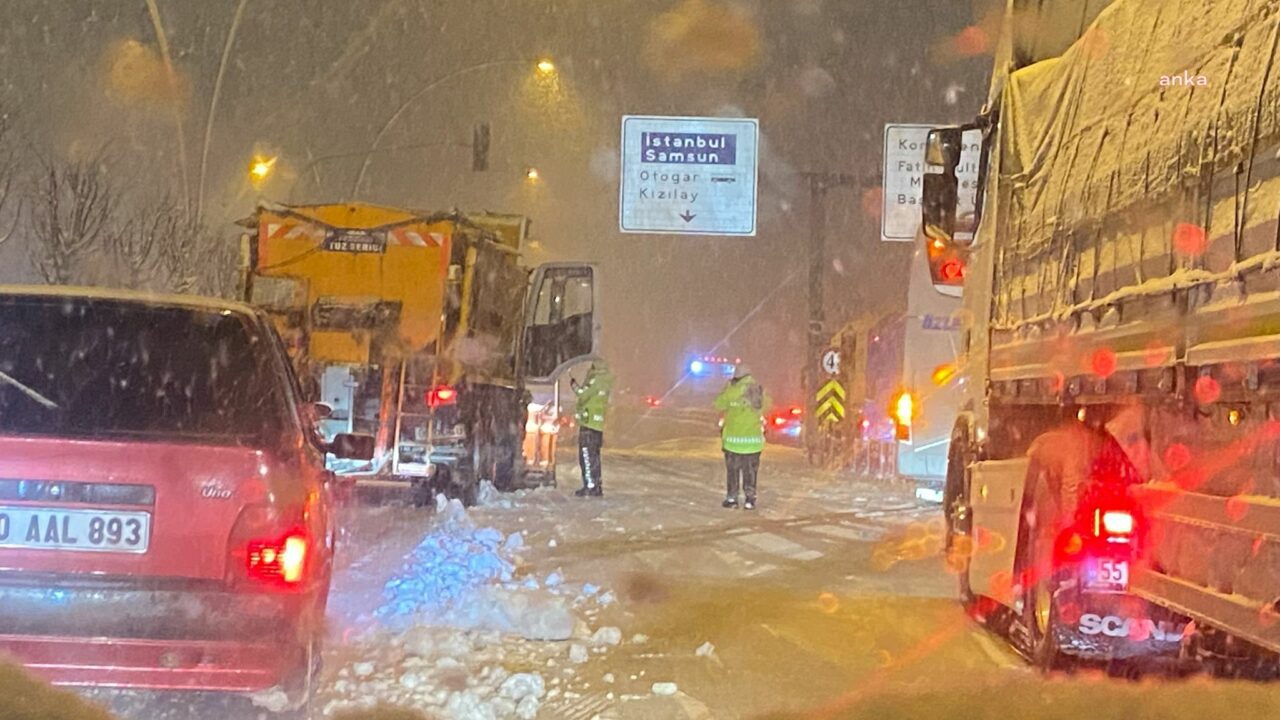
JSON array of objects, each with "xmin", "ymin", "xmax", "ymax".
[{"xmin": 1131, "ymin": 483, "xmax": 1280, "ymax": 654}]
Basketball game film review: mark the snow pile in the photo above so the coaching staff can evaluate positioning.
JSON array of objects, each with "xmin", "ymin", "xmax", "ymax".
[{"xmin": 325, "ymin": 494, "xmax": 620, "ymax": 719}]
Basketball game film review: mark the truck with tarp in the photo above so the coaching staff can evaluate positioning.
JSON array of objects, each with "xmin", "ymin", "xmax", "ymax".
[
  {"xmin": 924, "ymin": 0, "xmax": 1280, "ymax": 672},
  {"xmin": 239, "ymin": 202, "xmax": 599, "ymax": 504}
]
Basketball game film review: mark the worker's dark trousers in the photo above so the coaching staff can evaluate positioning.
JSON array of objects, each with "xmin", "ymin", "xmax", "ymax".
[
  {"xmin": 724, "ymin": 451, "xmax": 760, "ymax": 502},
  {"xmin": 579, "ymin": 427, "xmax": 604, "ymax": 489}
]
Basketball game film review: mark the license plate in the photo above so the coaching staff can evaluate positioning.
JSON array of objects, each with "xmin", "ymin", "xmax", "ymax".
[
  {"xmin": 0, "ymin": 505, "xmax": 151, "ymax": 553},
  {"xmin": 1082, "ymin": 557, "xmax": 1129, "ymax": 592}
]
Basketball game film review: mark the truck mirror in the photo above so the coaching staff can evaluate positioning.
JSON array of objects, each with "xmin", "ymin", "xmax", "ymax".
[
  {"xmin": 926, "ymin": 127, "xmax": 963, "ymax": 169},
  {"xmin": 330, "ymin": 433, "xmax": 376, "ymax": 461},
  {"xmin": 922, "ymin": 172, "xmax": 958, "ymax": 240}
]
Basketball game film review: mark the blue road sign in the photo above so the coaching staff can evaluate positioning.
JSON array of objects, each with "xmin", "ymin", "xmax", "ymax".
[{"xmin": 619, "ymin": 115, "xmax": 759, "ymax": 236}]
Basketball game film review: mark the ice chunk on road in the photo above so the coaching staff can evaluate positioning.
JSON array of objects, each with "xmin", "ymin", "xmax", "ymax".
[
  {"xmin": 545, "ymin": 571, "xmax": 563, "ymax": 587},
  {"xmin": 401, "ymin": 626, "xmax": 435, "ymax": 657},
  {"xmin": 569, "ymin": 644, "xmax": 589, "ymax": 664},
  {"xmin": 516, "ymin": 695, "xmax": 541, "ymax": 719},
  {"xmin": 353, "ymin": 661, "xmax": 375, "ymax": 678},
  {"xmin": 696, "ymin": 641, "xmax": 716, "ymax": 657},
  {"xmin": 581, "ymin": 582, "xmax": 600, "ymax": 596},
  {"xmin": 446, "ymin": 690, "xmax": 498, "ymax": 720},
  {"xmin": 548, "ymin": 538, "xmax": 558, "ymax": 547},
  {"xmin": 499, "ymin": 672, "xmax": 546, "ymax": 701},
  {"xmin": 632, "ymin": 633, "xmax": 650, "ymax": 644},
  {"xmin": 598, "ymin": 590, "xmax": 616, "ymax": 606},
  {"xmin": 652, "ymin": 682, "xmax": 679, "ymax": 696},
  {"xmin": 504, "ymin": 532, "xmax": 525, "ymax": 550},
  {"xmin": 477, "ymin": 480, "xmax": 501, "ymax": 506},
  {"xmin": 592, "ymin": 626, "xmax": 622, "ymax": 646}
]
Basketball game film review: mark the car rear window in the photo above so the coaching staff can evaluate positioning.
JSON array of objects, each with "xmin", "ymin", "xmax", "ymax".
[{"xmin": 0, "ymin": 295, "xmax": 294, "ymax": 443}]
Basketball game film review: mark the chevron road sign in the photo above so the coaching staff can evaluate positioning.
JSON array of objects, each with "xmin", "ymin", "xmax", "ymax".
[{"xmin": 816, "ymin": 379, "xmax": 846, "ymax": 425}]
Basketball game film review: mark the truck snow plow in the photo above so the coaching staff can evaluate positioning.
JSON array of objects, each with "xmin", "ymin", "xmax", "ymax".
[
  {"xmin": 239, "ymin": 202, "xmax": 599, "ymax": 504},
  {"xmin": 925, "ymin": 0, "xmax": 1280, "ymax": 672}
]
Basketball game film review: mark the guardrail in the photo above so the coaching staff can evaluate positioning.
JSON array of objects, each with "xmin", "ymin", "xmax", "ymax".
[{"xmin": 849, "ymin": 439, "xmax": 899, "ymax": 481}]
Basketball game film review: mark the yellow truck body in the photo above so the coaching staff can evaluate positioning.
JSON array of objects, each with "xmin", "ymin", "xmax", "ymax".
[{"xmin": 245, "ymin": 203, "xmax": 452, "ymax": 366}]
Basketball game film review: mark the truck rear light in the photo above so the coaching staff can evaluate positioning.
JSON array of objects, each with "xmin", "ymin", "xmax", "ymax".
[
  {"xmin": 1098, "ymin": 509, "xmax": 1135, "ymax": 537},
  {"xmin": 427, "ymin": 385, "xmax": 457, "ymax": 407}
]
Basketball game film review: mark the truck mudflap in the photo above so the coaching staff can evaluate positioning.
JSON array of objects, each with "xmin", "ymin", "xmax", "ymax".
[{"xmin": 1049, "ymin": 583, "xmax": 1189, "ymax": 662}]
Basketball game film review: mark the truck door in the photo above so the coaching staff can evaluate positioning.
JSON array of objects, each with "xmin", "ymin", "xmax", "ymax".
[{"xmin": 521, "ymin": 263, "xmax": 600, "ymax": 383}]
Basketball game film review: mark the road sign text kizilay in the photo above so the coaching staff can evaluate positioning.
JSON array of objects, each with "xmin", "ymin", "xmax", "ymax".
[{"xmin": 619, "ymin": 115, "xmax": 759, "ymax": 236}]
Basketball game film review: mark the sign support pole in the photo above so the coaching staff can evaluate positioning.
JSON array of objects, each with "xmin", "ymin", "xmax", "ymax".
[{"xmin": 800, "ymin": 171, "xmax": 856, "ymax": 467}]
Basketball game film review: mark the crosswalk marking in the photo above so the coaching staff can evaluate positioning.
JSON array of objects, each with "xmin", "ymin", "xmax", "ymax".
[
  {"xmin": 805, "ymin": 523, "xmax": 882, "ymax": 542},
  {"xmin": 736, "ymin": 531, "xmax": 824, "ymax": 561}
]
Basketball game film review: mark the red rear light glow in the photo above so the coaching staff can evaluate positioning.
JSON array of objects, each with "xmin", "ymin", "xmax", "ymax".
[
  {"xmin": 1100, "ymin": 510, "xmax": 1134, "ymax": 536},
  {"xmin": 773, "ymin": 417, "xmax": 787, "ymax": 426},
  {"xmin": 941, "ymin": 258, "xmax": 965, "ymax": 281},
  {"xmin": 247, "ymin": 533, "xmax": 308, "ymax": 585},
  {"xmin": 427, "ymin": 385, "xmax": 458, "ymax": 407}
]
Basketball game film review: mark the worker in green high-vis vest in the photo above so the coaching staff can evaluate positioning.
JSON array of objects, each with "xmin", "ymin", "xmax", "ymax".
[
  {"xmin": 714, "ymin": 365, "xmax": 771, "ymax": 510},
  {"xmin": 572, "ymin": 360, "xmax": 613, "ymax": 497}
]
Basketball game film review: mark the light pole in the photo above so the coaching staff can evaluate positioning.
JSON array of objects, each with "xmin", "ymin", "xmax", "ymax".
[{"xmin": 349, "ymin": 58, "xmax": 556, "ymax": 198}]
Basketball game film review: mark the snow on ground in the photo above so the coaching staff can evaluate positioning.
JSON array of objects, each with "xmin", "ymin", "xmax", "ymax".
[{"xmin": 319, "ymin": 494, "xmax": 624, "ymax": 720}]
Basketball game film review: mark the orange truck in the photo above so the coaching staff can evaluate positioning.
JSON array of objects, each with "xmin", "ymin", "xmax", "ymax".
[{"xmin": 238, "ymin": 202, "xmax": 599, "ymax": 504}]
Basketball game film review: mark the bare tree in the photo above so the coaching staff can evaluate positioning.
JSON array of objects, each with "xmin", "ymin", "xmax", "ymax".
[
  {"xmin": 29, "ymin": 153, "xmax": 117, "ymax": 285},
  {"xmin": 111, "ymin": 201, "xmax": 171, "ymax": 289},
  {"xmin": 0, "ymin": 112, "xmax": 21, "ymax": 248}
]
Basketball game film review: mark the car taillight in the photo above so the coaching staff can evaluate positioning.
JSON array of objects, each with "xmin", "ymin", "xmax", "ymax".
[
  {"xmin": 427, "ymin": 385, "xmax": 457, "ymax": 407},
  {"xmin": 248, "ymin": 534, "xmax": 308, "ymax": 584},
  {"xmin": 228, "ymin": 504, "xmax": 310, "ymax": 589},
  {"xmin": 773, "ymin": 416, "xmax": 787, "ymax": 426}
]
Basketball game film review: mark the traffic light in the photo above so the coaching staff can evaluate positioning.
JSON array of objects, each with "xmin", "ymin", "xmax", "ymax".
[
  {"xmin": 472, "ymin": 123, "xmax": 490, "ymax": 172},
  {"xmin": 925, "ymin": 235, "xmax": 967, "ymax": 287}
]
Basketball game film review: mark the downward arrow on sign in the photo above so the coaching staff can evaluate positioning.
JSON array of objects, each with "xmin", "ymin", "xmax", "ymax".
[{"xmin": 679, "ymin": 211, "xmax": 696, "ymax": 223}]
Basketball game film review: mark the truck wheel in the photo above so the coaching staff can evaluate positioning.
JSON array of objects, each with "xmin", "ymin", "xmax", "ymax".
[
  {"xmin": 411, "ymin": 471, "xmax": 438, "ymax": 508},
  {"xmin": 491, "ymin": 431, "xmax": 520, "ymax": 492},
  {"xmin": 1018, "ymin": 462, "xmax": 1066, "ymax": 671}
]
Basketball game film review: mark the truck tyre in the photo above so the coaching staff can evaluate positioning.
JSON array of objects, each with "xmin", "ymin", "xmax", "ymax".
[
  {"xmin": 491, "ymin": 427, "xmax": 520, "ymax": 492},
  {"xmin": 1018, "ymin": 459, "xmax": 1066, "ymax": 671},
  {"xmin": 944, "ymin": 426, "xmax": 977, "ymax": 616}
]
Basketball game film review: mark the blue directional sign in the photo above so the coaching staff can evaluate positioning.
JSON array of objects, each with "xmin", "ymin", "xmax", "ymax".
[{"xmin": 619, "ymin": 115, "xmax": 759, "ymax": 236}]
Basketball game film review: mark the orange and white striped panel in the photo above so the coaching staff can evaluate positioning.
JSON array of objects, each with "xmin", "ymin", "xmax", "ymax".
[
  {"xmin": 387, "ymin": 228, "xmax": 447, "ymax": 247},
  {"xmin": 262, "ymin": 221, "xmax": 326, "ymax": 244}
]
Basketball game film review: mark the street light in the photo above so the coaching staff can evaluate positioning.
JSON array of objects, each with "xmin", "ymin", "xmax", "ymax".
[
  {"xmin": 248, "ymin": 155, "xmax": 277, "ymax": 186},
  {"xmin": 535, "ymin": 59, "xmax": 557, "ymax": 75},
  {"xmin": 525, "ymin": 167, "xmax": 541, "ymax": 182}
]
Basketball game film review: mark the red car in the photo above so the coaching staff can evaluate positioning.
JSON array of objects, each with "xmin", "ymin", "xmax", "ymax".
[
  {"xmin": 765, "ymin": 406, "xmax": 804, "ymax": 445},
  {"xmin": 0, "ymin": 288, "xmax": 369, "ymax": 715}
]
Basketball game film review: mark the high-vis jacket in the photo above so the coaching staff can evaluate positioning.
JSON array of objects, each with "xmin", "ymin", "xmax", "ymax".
[
  {"xmin": 574, "ymin": 365, "xmax": 614, "ymax": 432},
  {"xmin": 714, "ymin": 375, "xmax": 771, "ymax": 455}
]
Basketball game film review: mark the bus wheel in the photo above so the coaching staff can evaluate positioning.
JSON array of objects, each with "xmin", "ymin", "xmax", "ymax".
[{"xmin": 944, "ymin": 427, "xmax": 978, "ymax": 616}]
